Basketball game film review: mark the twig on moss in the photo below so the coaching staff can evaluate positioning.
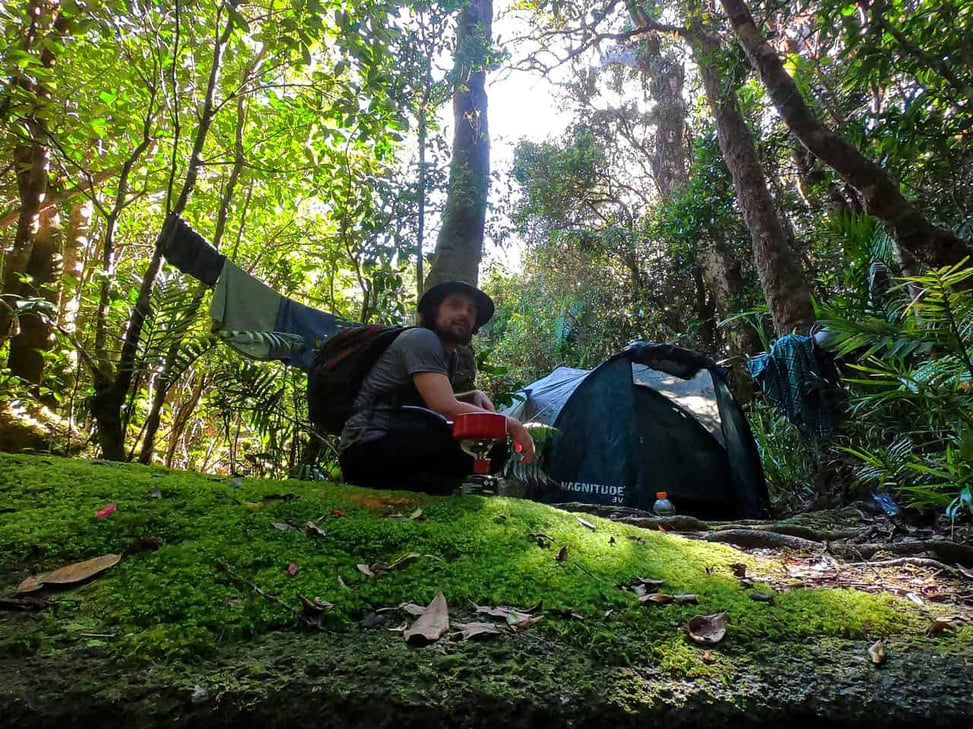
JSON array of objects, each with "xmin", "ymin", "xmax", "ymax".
[{"xmin": 213, "ymin": 559, "xmax": 324, "ymax": 630}]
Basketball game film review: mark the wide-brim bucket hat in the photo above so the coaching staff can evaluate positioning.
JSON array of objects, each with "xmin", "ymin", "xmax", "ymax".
[{"xmin": 418, "ymin": 281, "xmax": 495, "ymax": 331}]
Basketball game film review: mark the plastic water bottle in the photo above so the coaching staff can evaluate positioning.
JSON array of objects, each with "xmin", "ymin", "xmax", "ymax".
[{"xmin": 652, "ymin": 491, "xmax": 676, "ymax": 516}]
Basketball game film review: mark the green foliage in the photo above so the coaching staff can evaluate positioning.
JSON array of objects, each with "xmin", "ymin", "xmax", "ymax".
[{"xmin": 821, "ymin": 259, "xmax": 973, "ymax": 509}]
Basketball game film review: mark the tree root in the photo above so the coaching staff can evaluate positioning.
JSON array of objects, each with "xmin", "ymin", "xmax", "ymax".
[{"xmin": 840, "ymin": 557, "xmax": 968, "ymax": 579}]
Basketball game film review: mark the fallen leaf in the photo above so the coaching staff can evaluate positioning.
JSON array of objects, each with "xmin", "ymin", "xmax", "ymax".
[
  {"xmin": 551, "ymin": 608, "xmax": 585, "ymax": 621},
  {"xmin": 904, "ymin": 592, "xmax": 923, "ymax": 606},
  {"xmin": 749, "ymin": 592, "xmax": 775, "ymax": 603},
  {"xmin": 0, "ymin": 595, "xmax": 49, "ymax": 611},
  {"xmin": 337, "ymin": 575, "xmax": 347, "ymax": 588},
  {"xmin": 739, "ymin": 578, "xmax": 755, "ymax": 588},
  {"xmin": 927, "ymin": 617, "xmax": 956, "ymax": 636},
  {"xmin": 640, "ymin": 593, "xmax": 673, "ymax": 605},
  {"xmin": 576, "ymin": 516, "xmax": 597, "ymax": 531},
  {"xmin": 404, "ymin": 591, "xmax": 449, "ymax": 646},
  {"xmin": 286, "ymin": 562, "xmax": 299, "ymax": 577},
  {"xmin": 632, "ymin": 577, "xmax": 665, "ymax": 592},
  {"xmin": 17, "ymin": 554, "xmax": 122, "ymax": 594},
  {"xmin": 398, "ymin": 602, "xmax": 428, "ymax": 617},
  {"xmin": 510, "ymin": 615, "xmax": 544, "ymax": 631},
  {"xmin": 556, "ymin": 546, "xmax": 568, "ymax": 562},
  {"xmin": 867, "ymin": 639, "xmax": 887, "ymax": 665},
  {"xmin": 627, "ymin": 536, "xmax": 646, "ymax": 545},
  {"xmin": 657, "ymin": 525, "xmax": 667, "ymax": 532},
  {"xmin": 529, "ymin": 531, "xmax": 553, "ymax": 547},
  {"xmin": 685, "ymin": 613, "xmax": 727, "ymax": 646},
  {"xmin": 356, "ymin": 564, "xmax": 374, "ymax": 577},
  {"xmin": 304, "ymin": 521, "xmax": 325, "ymax": 537},
  {"xmin": 730, "ymin": 563, "xmax": 748, "ymax": 578},
  {"xmin": 452, "ymin": 621, "xmax": 503, "ymax": 641},
  {"xmin": 94, "ymin": 503, "xmax": 116, "ymax": 519},
  {"xmin": 387, "ymin": 621, "xmax": 408, "ymax": 633},
  {"xmin": 609, "ymin": 536, "xmax": 616, "ymax": 546},
  {"xmin": 409, "ymin": 508, "xmax": 424, "ymax": 520},
  {"xmin": 474, "ymin": 603, "xmax": 536, "ymax": 624},
  {"xmin": 672, "ymin": 594, "xmax": 699, "ymax": 604},
  {"xmin": 330, "ymin": 508, "xmax": 346, "ymax": 517},
  {"xmin": 298, "ymin": 594, "xmax": 333, "ymax": 628},
  {"xmin": 272, "ymin": 522, "xmax": 294, "ymax": 532},
  {"xmin": 701, "ymin": 649, "xmax": 715, "ymax": 664}
]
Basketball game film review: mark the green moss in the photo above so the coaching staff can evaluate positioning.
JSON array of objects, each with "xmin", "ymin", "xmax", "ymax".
[{"xmin": 0, "ymin": 453, "xmax": 967, "ymax": 672}]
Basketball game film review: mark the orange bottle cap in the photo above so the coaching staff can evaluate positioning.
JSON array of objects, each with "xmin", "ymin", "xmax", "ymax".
[{"xmin": 656, "ymin": 491, "xmax": 668, "ymax": 500}]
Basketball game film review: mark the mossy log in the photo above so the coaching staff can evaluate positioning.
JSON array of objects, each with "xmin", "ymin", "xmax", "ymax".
[{"xmin": 1, "ymin": 455, "xmax": 971, "ymax": 728}]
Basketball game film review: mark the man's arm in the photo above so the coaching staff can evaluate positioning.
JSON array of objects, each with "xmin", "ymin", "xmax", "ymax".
[
  {"xmin": 455, "ymin": 389, "xmax": 495, "ymax": 411},
  {"xmin": 414, "ymin": 372, "xmax": 535, "ymax": 462}
]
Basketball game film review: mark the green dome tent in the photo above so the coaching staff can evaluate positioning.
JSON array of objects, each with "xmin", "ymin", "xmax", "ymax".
[{"xmin": 503, "ymin": 343, "xmax": 768, "ymax": 519}]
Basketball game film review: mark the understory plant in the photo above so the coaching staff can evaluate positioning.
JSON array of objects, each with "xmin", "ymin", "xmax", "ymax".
[{"xmin": 822, "ymin": 257, "xmax": 973, "ymax": 516}]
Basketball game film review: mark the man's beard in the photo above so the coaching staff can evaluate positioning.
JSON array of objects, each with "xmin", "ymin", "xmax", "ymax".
[{"xmin": 437, "ymin": 322, "xmax": 473, "ymax": 346}]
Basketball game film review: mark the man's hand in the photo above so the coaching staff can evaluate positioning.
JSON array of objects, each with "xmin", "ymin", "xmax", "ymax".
[
  {"xmin": 505, "ymin": 417, "xmax": 536, "ymax": 463},
  {"xmin": 456, "ymin": 389, "xmax": 495, "ymax": 411}
]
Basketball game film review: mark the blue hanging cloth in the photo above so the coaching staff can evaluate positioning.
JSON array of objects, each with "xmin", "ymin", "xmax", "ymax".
[{"xmin": 747, "ymin": 334, "xmax": 840, "ymax": 440}]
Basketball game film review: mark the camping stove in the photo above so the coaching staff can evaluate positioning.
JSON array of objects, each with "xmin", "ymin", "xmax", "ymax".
[{"xmin": 452, "ymin": 412, "xmax": 508, "ymax": 494}]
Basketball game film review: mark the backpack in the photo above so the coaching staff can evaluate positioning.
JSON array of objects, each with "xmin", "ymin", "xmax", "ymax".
[{"xmin": 306, "ymin": 324, "xmax": 411, "ymax": 434}]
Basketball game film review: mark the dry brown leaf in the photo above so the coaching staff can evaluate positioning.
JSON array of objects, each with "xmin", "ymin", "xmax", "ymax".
[
  {"xmin": 701, "ymin": 649, "xmax": 715, "ymax": 664},
  {"xmin": 672, "ymin": 594, "xmax": 699, "ymax": 605},
  {"xmin": 556, "ymin": 546, "xmax": 568, "ymax": 562},
  {"xmin": 685, "ymin": 613, "xmax": 727, "ymax": 645},
  {"xmin": 576, "ymin": 516, "xmax": 597, "ymax": 531},
  {"xmin": 730, "ymin": 563, "xmax": 748, "ymax": 578},
  {"xmin": 398, "ymin": 602, "xmax": 428, "ymax": 617},
  {"xmin": 640, "ymin": 593, "xmax": 674, "ymax": 605},
  {"xmin": 451, "ymin": 621, "xmax": 503, "ymax": 641},
  {"xmin": 298, "ymin": 594, "xmax": 334, "ymax": 628},
  {"xmin": 404, "ymin": 591, "xmax": 450, "ymax": 646},
  {"xmin": 474, "ymin": 604, "xmax": 535, "ymax": 624},
  {"xmin": 927, "ymin": 617, "xmax": 956, "ymax": 636},
  {"xmin": 510, "ymin": 615, "xmax": 543, "ymax": 631},
  {"xmin": 17, "ymin": 554, "xmax": 122, "ymax": 594},
  {"xmin": 633, "ymin": 577, "xmax": 665, "ymax": 591},
  {"xmin": 867, "ymin": 639, "xmax": 887, "ymax": 665},
  {"xmin": 304, "ymin": 521, "xmax": 326, "ymax": 537}
]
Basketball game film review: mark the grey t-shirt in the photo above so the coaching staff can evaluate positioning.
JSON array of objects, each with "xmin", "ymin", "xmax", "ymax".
[{"xmin": 338, "ymin": 327, "xmax": 455, "ymax": 451}]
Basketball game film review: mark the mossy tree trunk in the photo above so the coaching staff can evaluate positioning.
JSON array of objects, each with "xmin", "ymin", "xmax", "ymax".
[{"xmin": 691, "ymin": 25, "xmax": 815, "ymax": 337}]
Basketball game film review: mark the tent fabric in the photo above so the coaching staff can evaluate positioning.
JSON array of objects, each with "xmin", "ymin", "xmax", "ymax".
[{"xmin": 503, "ymin": 343, "xmax": 768, "ymax": 519}]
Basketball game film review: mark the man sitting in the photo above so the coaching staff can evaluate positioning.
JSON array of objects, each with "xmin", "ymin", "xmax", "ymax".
[{"xmin": 338, "ymin": 281, "xmax": 535, "ymax": 494}]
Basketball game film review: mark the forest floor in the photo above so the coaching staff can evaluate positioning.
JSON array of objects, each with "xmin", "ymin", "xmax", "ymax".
[{"xmin": 1, "ymin": 453, "xmax": 972, "ymax": 728}]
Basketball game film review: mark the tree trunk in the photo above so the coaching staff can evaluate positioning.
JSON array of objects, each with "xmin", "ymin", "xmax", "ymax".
[
  {"xmin": 424, "ymin": 0, "xmax": 492, "ymax": 290},
  {"xmin": 633, "ymin": 20, "xmax": 761, "ymax": 357},
  {"xmin": 424, "ymin": 0, "xmax": 493, "ymax": 393},
  {"xmin": 692, "ymin": 29, "xmax": 815, "ymax": 336},
  {"xmin": 7, "ymin": 208, "xmax": 63, "ymax": 396},
  {"xmin": 718, "ymin": 0, "xmax": 973, "ymax": 269},
  {"xmin": 0, "ymin": 1, "xmax": 70, "ymax": 348}
]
